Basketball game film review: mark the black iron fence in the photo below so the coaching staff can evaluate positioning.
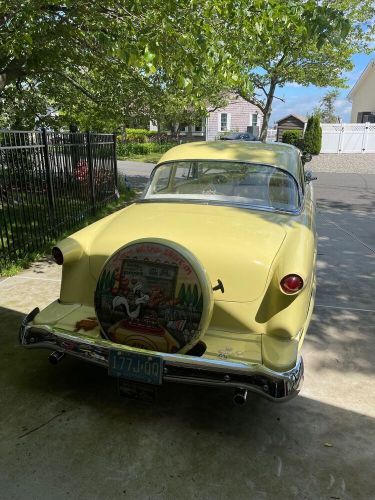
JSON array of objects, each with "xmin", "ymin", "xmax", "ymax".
[{"xmin": 0, "ymin": 129, "xmax": 118, "ymax": 268}]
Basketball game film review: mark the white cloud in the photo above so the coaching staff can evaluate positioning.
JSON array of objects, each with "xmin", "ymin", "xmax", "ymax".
[
  {"xmin": 335, "ymin": 99, "xmax": 352, "ymax": 121},
  {"xmin": 288, "ymin": 82, "xmax": 303, "ymax": 88}
]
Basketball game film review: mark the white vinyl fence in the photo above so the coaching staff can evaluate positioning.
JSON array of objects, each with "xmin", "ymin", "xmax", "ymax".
[
  {"xmin": 321, "ymin": 122, "xmax": 375, "ymax": 153},
  {"xmin": 266, "ymin": 129, "xmax": 277, "ymax": 142}
]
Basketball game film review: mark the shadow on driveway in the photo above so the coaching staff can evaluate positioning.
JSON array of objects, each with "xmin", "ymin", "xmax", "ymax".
[{"xmin": 0, "ymin": 303, "xmax": 374, "ymax": 499}]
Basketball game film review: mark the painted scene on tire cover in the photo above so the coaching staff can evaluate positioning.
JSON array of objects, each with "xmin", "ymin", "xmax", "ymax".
[{"xmin": 94, "ymin": 242, "xmax": 205, "ymax": 353}]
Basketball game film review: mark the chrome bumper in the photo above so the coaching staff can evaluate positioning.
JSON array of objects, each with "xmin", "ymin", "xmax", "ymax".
[{"xmin": 19, "ymin": 308, "xmax": 304, "ymax": 402}]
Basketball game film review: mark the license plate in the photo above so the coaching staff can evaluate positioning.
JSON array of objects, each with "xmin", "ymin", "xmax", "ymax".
[{"xmin": 108, "ymin": 350, "xmax": 164, "ymax": 385}]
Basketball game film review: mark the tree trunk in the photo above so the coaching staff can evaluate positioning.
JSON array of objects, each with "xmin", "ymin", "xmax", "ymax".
[
  {"xmin": 260, "ymin": 79, "xmax": 277, "ymax": 142},
  {"xmin": 0, "ymin": 58, "xmax": 26, "ymax": 92},
  {"xmin": 187, "ymin": 124, "xmax": 193, "ymax": 142},
  {"xmin": 120, "ymin": 124, "xmax": 126, "ymax": 144}
]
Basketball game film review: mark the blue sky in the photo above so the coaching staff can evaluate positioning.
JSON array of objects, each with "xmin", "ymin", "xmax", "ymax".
[{"xmin": 269, "ymin": 51, "xmax": 374, "ymax": 125}]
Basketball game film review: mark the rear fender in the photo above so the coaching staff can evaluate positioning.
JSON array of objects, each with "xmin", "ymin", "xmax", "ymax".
[{"xmin": 256, "ymin": 221, "xmax": 316, "ymax": 340}]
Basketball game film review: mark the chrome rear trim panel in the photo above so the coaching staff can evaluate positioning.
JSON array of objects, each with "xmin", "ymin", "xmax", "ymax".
[{"xmin": 19, "ymin": 309, "xmax": 303, "ymax": 402}]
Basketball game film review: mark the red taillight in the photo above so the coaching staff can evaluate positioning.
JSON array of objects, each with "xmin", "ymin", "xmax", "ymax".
[
  {"xmin": 280, "ymin": 274, "xmax": 303, "ymax": 294},
  {"xmin": 52, "ymin": 247, "xmax": 64, "ymax": 265}
]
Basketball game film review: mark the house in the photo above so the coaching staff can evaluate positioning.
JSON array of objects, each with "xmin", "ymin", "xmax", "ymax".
[
  {"xmin": 348, "ymin": 59, "xmax": 375, "ymax": 123},
  {"xmin": 205, "ymin": 94, "xmax": 263, "ymax": 141},
  {"xmin": 276, "ymin": 114, "xmax": 307, "ymax": 142},
  {"xmin": 151, "ymin": 94, "xmax": 264, "ymax": 141}
]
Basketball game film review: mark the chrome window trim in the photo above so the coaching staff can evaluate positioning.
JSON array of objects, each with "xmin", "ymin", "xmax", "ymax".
[{"xmin": 137, "ymin": 198, "xmax": 302, "ymax": 216}]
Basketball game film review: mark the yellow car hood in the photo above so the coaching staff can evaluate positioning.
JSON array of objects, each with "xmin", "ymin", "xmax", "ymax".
[{"xmin": 88, "ymin": 202, "xmax": 286, "ymax": 303}]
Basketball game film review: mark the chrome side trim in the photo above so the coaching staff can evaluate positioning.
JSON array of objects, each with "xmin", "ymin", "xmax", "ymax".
[{"xmin": 19, "ymin": 313, "xmax": 303, "ymax": 402}]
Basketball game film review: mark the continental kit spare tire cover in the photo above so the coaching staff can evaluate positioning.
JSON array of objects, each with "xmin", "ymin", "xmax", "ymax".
[{"xmin": 94, "ymin": 239, "xmax": 213, "ymax": 353}]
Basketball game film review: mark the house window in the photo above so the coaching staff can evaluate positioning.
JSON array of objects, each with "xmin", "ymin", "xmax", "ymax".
[
  {"xmin": 219, "ymin": 113, "xmax": 230, "ymax": 132},
  {"xmin": 251, "ymin": 113, "xmax": 258, "ymax": 127},
  {"xmin": 195, "ymin": 123, "xmax": 202, "ymax": 132}
]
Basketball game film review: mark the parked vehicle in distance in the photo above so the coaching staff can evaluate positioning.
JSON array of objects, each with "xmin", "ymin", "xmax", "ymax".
[
  {"xmin": 220, "ymin": 132, "xmax": 257, "ymax": 141},
  {"xmin": 20, "ymin": 141, "xmax": 316, "ymax": 404}
]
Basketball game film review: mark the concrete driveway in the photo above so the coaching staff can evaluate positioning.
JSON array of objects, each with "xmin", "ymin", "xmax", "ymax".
[{"xmin": 0, "ymin": 171, "xmax": 374, "ymax": 500}]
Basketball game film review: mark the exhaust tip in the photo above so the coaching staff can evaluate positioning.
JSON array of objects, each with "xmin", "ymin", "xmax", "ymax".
[
  {"xmin": 49, "ymin": 351, "xmax": 65, "ymax": 365},
  {"xmin": 233, "ymin": 388, "xmax": 248, "ymax": 406}
]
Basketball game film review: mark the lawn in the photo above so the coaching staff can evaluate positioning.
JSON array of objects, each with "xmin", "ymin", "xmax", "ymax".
[
  {"xmin": 0, "ymin": 182, "xmax": 134, "ymax": 276},
  {"xmin": 117, "ymin": 152, "xmax": 164, "ymax": 163},
  {"xmin": 116, "ymin": 142, "xmax": 175, "ymax": 164}
]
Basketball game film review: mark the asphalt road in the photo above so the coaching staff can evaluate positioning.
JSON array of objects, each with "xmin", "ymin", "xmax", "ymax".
[
  {"xmin": 117, "ymin": 160, "xmax": 154, "ymax": 194},
  {"xmin": 0, "ymin": 170, "xmax": 374, "ymax": 500}
]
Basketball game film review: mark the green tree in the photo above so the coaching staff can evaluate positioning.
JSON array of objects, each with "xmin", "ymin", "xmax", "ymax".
[
  {"xmin": 192, "ymin": 284, "xmax": 199, "ymax": 307},
  {"xmin": 233, "ymin": 0, "xmax": 374, "ymax": 140},
  {"xmin": 178, "ymin": 284, "xmax": 186, "ymax": 305},
  {"xmin": 314, "ymin": 90, "xmax": 340, "ymax": 123},
  {"xmin": 303, "ymin": 115, "xmax": 322, "ymax": 155},
  {"xmin": 0, "ymin": 1, "xmax": 240, "ymax": 128},
  {"xmin": 2, "ymin": 1, "xmax": 373, "ymax": 133},
  {"xmin": 196, "ymin": 293, "xmax": 203, "ymax": 313},
  {"xmin": 185, "ymin": 285, "xmax": 192, "ymax": 306}
]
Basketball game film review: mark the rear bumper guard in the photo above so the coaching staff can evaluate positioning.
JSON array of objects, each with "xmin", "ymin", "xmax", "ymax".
[{"xmin": 19, "ymin": 308, "xmax": 304, "ymax": 402}]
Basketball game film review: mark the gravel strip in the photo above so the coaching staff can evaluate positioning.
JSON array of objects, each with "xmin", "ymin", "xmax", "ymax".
[{"xmin": 308, "ymin": 153, "xmax": 375, "ymax": 174}]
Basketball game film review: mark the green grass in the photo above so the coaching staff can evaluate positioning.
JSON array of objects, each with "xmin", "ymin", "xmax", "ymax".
[
  {"xmin": 117, "ymin": 152, "xmax": 163, "ymax": 163},
  {"xmin": 0, "ymin": 187, "xmax": 135, "ymax": 277},
  {"xmin": 116, "ymin": 141, "xmax": 174, "ymax": 163}
]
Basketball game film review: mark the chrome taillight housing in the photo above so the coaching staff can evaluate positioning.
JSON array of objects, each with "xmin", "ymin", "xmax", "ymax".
[{"xmin": 280, "ymin": 274, "xmax": 304, "ymax": 294}]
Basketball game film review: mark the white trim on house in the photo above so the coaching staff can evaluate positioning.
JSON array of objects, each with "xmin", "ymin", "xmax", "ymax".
[
  {"xmin": 347, "ymin": 59, "xmax": 375, "ymax": 100},
  {"xmin": 218, "ymin": 112, "xmax": 231, "ymax": 132},
  {"xmin": 250, "ymin": 112, "xmax": 258, "ymax": 127}
]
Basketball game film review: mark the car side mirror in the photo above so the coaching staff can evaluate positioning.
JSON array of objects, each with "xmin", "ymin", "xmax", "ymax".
[
  {"xmin": 302, "ymin": 152, "xmax": 312, "ymax": 164},
  {"xmin": 305, "ymin": 170, "xmax": 317, "ymax": 183}
]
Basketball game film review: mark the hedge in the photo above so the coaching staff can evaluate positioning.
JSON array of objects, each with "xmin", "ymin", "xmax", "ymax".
[
  {"xmin": 117, "ymin": 128, "xmax": 159, "ymax": 144},
  {"xmin": 281, "ymin": 130, "xmax": 302, "ymax": 147},
  {"xmin": 117, "ymin": 142, "xmax": 174, "ymax": 157}
]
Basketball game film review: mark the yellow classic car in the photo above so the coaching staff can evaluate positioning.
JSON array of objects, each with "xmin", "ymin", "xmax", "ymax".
[{"xmin": 20, "ymin": 141, "xmax": 316, "ymax": 404}]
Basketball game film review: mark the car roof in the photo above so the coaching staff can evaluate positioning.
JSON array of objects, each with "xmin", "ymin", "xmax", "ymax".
[{"xmin": 158, "ymin": 141, "xmax": 301, "ymax": 179}]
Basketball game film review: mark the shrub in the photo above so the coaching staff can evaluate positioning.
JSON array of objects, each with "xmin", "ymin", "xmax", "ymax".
[
  {"xmin": 116, "ymin": 142, "xmax": 174, "ymax": 157},
  {"xmin": 281, "ymin": 130, "xmax": 302, "ymax": 147},
  {"xmin": 117, "ymin": 129, "xmax": 159, "ymax": 144},
  {"xmin": 303, "ymin": 115, "xmax": 322, "ymax": 155},
  {"xmin": 126, "ymin": 132, "xmax": 148, "ymax": 143}
]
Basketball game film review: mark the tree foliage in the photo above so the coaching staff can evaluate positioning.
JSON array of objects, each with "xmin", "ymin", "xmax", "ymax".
[
  {"xmin": 233, "ymin": 0, "xmax": 375, "ymax": 140},
  {"xmin": 313, "ymin": 90, "xmax": 340, "ymax": 123},
  {"xmin": 0, "ymin": 1, "xmax": 237, "ymax": 129},
  {"xmin": 0, "ymin": 1, "xmax": 373, "ymax": 132}
]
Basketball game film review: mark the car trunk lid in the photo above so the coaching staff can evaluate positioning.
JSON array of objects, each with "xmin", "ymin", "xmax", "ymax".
[{"xmin": 89, "ymin": 203, "xmax": 286, "ymax": 303}]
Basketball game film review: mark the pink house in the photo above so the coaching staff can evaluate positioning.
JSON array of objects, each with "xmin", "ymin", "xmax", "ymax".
[
  {"xmin": 205, "ymin": 94, "xmax": 263, "ymax": 141},
  {"xmin": 154, "ymin": 94, "xmax": 264, "ymax": 140}
]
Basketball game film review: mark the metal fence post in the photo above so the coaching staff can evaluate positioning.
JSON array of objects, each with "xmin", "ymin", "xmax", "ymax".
[
  {"xmin": 41, "ymin": 128, "xmax": 56, "ymax": 224},
  {"xmin": 86, "ymin": 131, "xmax": 96, "ymax": 214},
  {"xmin": 112, "ymin": 132, "xmax": 118, "ymax": 193}
]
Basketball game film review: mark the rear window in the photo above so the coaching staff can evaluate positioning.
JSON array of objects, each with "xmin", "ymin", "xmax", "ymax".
[{"xmin": 143, "ymin": 161, "xmax": 300, "ymax": 212}]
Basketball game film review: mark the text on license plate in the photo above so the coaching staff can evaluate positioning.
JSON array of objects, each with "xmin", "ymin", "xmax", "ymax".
[{"xmin": 108, "ymin": 350, "xmax": 164, "ymax": 385}]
